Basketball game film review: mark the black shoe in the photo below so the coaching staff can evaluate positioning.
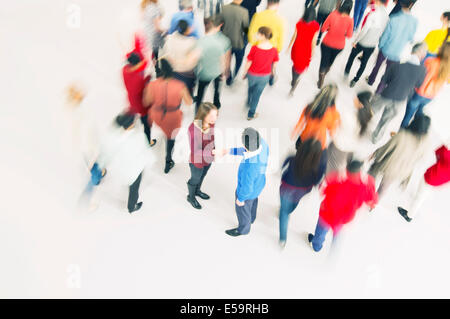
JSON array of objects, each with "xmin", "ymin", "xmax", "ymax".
[
  {"xmin": 349, "ymin": 79, "xmax": 357, "ymax": 88},
  {"xmin": 187, "ymin": 195, "xmax": 202, "ymax": 209},
  {"xmin": 398, "ymin": 207, "xmax": 412, "ymax": 222},
  {"xmin": 269, "ymin": 75, "xmax": 275, "ymax": 86},
  {"xmin": 308, "ymin": 233, "xmax": 314, "ymax": 243},
  {"xmin": 149, "ymin": 139, "xmax": 157, "ymax": 147},
  {"xmin": 226, "ymin": 77, "xmax": 233, "ymax": 86},
  {"xmin": 196, "ymin": 190, "xmax": 210, "ymax": 200},
  {"xmin": 225, "ymin": 228, "xmax": 241, "ymax": 237},
  {"xmin": 129, "ymin": 202, "xmax": 143, "ymax": 214},
  {"xmin": 164, "ymin": 160, "xmax": 175, "ymax": 174}
]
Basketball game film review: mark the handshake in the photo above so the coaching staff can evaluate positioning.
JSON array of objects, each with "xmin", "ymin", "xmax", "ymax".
[{"xmin": 212, "ymin": 148, "xmax": 229, "ymax": 157}]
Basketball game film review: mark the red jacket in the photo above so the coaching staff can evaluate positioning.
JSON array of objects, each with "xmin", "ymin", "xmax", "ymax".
[
  {"xmin": 424, "ymin": 146, "xmax": 450, "ymax": 186},
  {"xmin": 122, "ymin": 64, "xmax": 150, "ymax": 117},
  {"xmin": 319, "ymin": 172, "xmax": 378, "ymax": 232}
]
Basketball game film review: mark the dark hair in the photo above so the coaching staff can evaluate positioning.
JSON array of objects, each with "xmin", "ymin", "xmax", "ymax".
[
  {"xmin": 268, "ymin": 0, "xmax": 280, "ymax": 4},
  {"xmin": 204, "ymin": 17, "xmax": 214, "ymax": 32},
  {"xmin": 159, "ymin": 58, "xmax": 174, "ymax": 79},
  {"xmin": 407, "ymin": 114, "xmax": 431, "ymax": 136},
  {"xmin": 294, "ymin": 139, "xmax": 323, "ymax": 180},
  {"xmin": 412, "ymin": 42, "xmax": 427, "ymax": 54},
  {"xmin": 356, "ymin": 91, "xmax": 373, "ymax": 136},
  {"xmin": 177, "ymin": 19, "xmax": 189, "ymax": 34},
  {"xmin": 115, "ymin": 112, "xmax": 135, "ymax": 129},
  {"xmin": 347, "ymin": 160, "xmax": 364, "ymax": 173},
  {"xmin": 379, "ymin": 0, "xmax": 388, "ymax": 4},
  {"xmin": 242, "ymin": 128, "xmax": 260, "ymax": 152},
  {"xmin": 443, "ymin": 12, "xmax": 450, "ymax": 41},
  {"xmin": 258, "ymin": 26, "xmax": 273, "ymax": 39},
  {"xmin": 399, "ymin": 0, "xmax": 416, "ymax": 9},
  {"xmin": 127, "ymin": 52, "xmax": 141, "ymax": 66},
  {"xmin": 305, "ymin": 83, "xmax": 338, "ymax": 119},
  {"xmin": 339, "ymin": 0, "xmax": 353, "ymax": 15},
  {"xmin": 302, "ymin": 5, "xmax": 316, "ymax": 23}
]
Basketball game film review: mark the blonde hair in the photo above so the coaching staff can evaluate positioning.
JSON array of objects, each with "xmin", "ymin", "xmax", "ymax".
[
  {"xmin": 305, "ymin": 83, "xmax": 338, "ymax": 119},
  {"xmin": 141, "ymin": 0, "xmax": 157, "ymax": 10},
  {"xmin": 437, "ymin": 42, "xmax": 450, "ymax": 81},
  {"xmin": 195, "ymin": 102, "xmax": 218, "ymax": 122}
]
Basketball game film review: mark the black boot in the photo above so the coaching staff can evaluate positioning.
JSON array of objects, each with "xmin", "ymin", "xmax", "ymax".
[
  {"xmin": 225, "ymin": 228, "xmax": 241, "ymax": 237},
  {"xmin": 196, "ymin": 189, "xmax": 210, "ymax": 200},
  {"xmin": 317, "ymin": 72, "xmax": 326, "ymax": 89},
  {"xmin": 129, "ymin": 202, "xmax": 143, "ymax": 214},
  {"xmin": 398, "ymin": 207, "xmax": 412, "ymax": 222},
  {"xmin": 187, "ymin": 182, "xmax": 202, "ymax": 209},
  {"xmin": 164, "ymin": 139, "xmax": 175, "ymax": 174}
]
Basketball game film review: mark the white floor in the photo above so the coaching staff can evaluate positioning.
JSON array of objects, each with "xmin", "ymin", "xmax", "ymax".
[{"xmin": 1, "ymin": 0, "xmax": 449, "ymax": 298}]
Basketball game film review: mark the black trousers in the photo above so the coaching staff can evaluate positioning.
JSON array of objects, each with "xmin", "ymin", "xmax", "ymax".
[
  {"xmin": 344, "ymin": 43, "xmax": 375, "ymax": 81},
  {"xmin": 173, "ymin": 71, "xmax": 196, "ymax": 98},
  {"xmin": 319, "ymin": 43, "xmax": 342, "ymax": 73},
  {"xmin": 188, "ymin": 163, "xmax": 211, "ymax": 189},
  {"xmin": 196, "ymin": 75, "xmax": 222, "ymax": 112},
  {"xmin": 128, "ymin": 172, "xmax": 142, "ymax": 212},
  {"xmin": 140, "ymin": 115, "xmax": 152, "ymax": 144},
  {"xmin": 291, "ymin": 67, "xmax": 303, "ymax": 87}
]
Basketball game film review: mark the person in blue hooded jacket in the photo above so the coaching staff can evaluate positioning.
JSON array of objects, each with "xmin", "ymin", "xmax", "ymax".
[{"xmin": 216, "ymin": 128, "xmax": 269, "ymax": 237}]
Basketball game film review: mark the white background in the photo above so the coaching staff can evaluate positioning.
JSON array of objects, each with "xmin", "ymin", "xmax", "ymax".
[{"xmin": 0, "ymin": 0, "xmax": 449, "ymax": 298}]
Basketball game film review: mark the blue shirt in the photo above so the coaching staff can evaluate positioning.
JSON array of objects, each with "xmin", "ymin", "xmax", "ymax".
[
  {"xmin": 230, "ymin": 139, "xmax": 269, "ymax": 202},
  {"xmin": 378, "ymin": 11, "xmax": 417, "ymax": 62},
  {"xmin": 169, "ymin": 11, "xmax": 201, "ymax": 39}
]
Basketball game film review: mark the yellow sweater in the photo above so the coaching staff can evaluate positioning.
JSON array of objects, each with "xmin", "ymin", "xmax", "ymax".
[
  {"xmin": 424, "ymin": 28, "xmax": 449, "ymax": 54},
  {"xmin": 248, "ymin": 9, "xmax": 285, "ymax": 52}
]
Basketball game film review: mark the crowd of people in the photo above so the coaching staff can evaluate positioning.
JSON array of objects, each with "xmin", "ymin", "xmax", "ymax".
[{"xmin": 69, "ymin": 0, "xmax": 450, "ymax": 253}]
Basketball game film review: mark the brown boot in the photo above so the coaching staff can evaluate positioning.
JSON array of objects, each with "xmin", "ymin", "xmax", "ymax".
[{"xmin": 317, "ymin": 72, "xmax": 326, "ymax": 89}]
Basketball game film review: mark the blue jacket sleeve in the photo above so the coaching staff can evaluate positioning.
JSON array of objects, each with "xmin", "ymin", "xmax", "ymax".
[
  {"xmin": 230, "ymin": 148, "xmax": 246, "ymax": 156},
  {"xmin": 236, "ymin": 164, "xmax": 255, "ymax": 202},
  {"xmin": 378, "ymin": 20, "xmax": 391, "ymax": 50}
]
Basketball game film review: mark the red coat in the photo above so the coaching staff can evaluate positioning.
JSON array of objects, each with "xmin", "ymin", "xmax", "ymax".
[
  {"xmin": 319, "ymin": 172, "xmax": 378, "ymax": 232},
  {"xmin": 122, "ymin": 63, "xmax": 150, "ymax": 117},
  {"xmin": 424, "ymin": 146, "xmax": 450, "ymax": 186}
]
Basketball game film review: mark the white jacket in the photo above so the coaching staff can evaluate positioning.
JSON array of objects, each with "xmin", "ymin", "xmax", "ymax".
[
  {"xmin": 356, "ymin": 6, "xmax": 389, "ymax": 48},
  {"xmin": 97, "ymin": 125, "xmax": 155, "ymax": 185}
]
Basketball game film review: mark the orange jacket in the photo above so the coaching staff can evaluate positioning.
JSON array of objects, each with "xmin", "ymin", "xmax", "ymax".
[
  {"xmin": 416, "ymin": 57, "xmax": 449, "ymax": 99},
  {"xmin": 292, "ymin": 106, "xmax": 341, "ymax": 149}
]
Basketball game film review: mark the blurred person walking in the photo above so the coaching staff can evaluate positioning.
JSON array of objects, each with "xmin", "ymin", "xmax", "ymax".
[
  {"xmin": 187, "ymin": 103, "xmax": 218, "ymax": 209},
  {"xmin": 241, "ymin": 0, "xmax": 262, "ymax": 21},
  {"xmin": 197, "ymin": 0, "xmax": 224, "ymax": 19},
  {"xmin": 370, "ymin": 43, "xmax": 427, "ymax": 144},
  {"xmin": 286, "ymin": 5, "xmax": 320, "ymax": 95},
  {"xmin": 222, "ymin": 0, "xmax": 249, "ymax": 86},
  {"xmin": 247, "ymin": 0, "xmax": 286, "ymax": 86},
  {"xmin": 291, "ymin": 84, "xmax": 340, "ymax": 150},
  {"xmin": 279, "ymin": 139, "xmax": 327, "ymax": 248},
  {"xmin": 327, "ymin": 91, "xmax": 374, "ymax": 174},
  {"xmin": 162, "ymin": 19, "xmax": 200, "ymax": 97},
  {"xmin": 344, "ymin": 0, "xmax": 389, "ymax": 88},
  {"xmin": 400, "ymin": 43, "xmax": 450, "ymax": 128},
  {"xmin": 314, "ymin": 0, "xmax": 341, "ymax": 45},
  {"xmin": 369, "ymin": 114, "xmax": 431, "ymax": 198},
  {"xmin": 242, "ymin": 27, "xmax": 279, "ymax": 120},
  {"xmin": 195, "ymin": 15, "xmax": 231, "ymax": 111},
  {"xmin": 398, "ymin": 144, "xmax": 450, "ymax": 222},
  {"xmin": 317, "ymin": 0, "xmax": 353, "ymax": 88},
  {"xmin": 141, "ymin": 0, "xmax": 166, "ymax": 76},
  {"xmin": 353, "ymin": 0, "xmax": 369, "ymax": 31},
  {"xmin": 143, "ymin": 59, "xmax": 193, "ymax": 174},
  {"xmin": 97, "ymin": 113, "xmax": 156, "ymax": 214},
  {"xmin": 308, "ymin": 161, "xmax": 378, "ymax": 252},
  {"xmin": 423, "ymin": 12, "xmax": 449, "ymax": 60},
  {"xmin": 366, "ymin": 0, "xmax": 418, "ymax": 87},
  {"xmin": 170, "ymin": 0, "xmax": 202, "ymax": 39}
]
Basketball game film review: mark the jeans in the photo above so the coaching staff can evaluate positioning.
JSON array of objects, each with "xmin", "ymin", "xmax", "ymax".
[
  {"xmin": 320, "ymin": 43, "xmax": 342, "ymax": 73},
  {"xmin": 128, "ymin": 172, "xmax": 142, "ymax": 212},
  {"xmin": 353, "ymin": 0, "xmax": 369, "ymax": 30},
  {"xmin": 188, "ymin": 163, "xmax": 211, "ymax": 190},
  {"xmin": 367, "ymin": 50, "xmax": 397, "ymax": 86},
  {"xmin": 227, "ymin": 47, "xmax": 246, "ymax": 84},
  {"xmin": 344, "ymin": 43, "xmax": 375, "ymax": 82},
  {"xmin": 140, "ymin": 115, "xmax": 152, "ymax": 144},
  {"xmin": 196, "ymin": 75, "xmax": 222, "ymax": 111},
  {"xmin": 311, "ymin": 217, "xmax": 342, "ymax": 252},
  {"xmin": 236, "ymin": 196, "xmax": 258, "ymax": 235},
  {"xmin": 400, "ymin": 93, "xmax": 432, "ymax": 128},
  {"xmin": 371, "ymin": 95, "xmax": 405, "ymax": 143},
  {"xmin": 247, "ymin": 73, "xmax": 270, "ymax": 118},
  {"xmin": 279, "ymin": 184, "xmax": 312, "ymax": 242}
]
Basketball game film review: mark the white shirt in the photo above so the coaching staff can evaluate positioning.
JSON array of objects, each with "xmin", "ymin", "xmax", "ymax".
[{"xmin": 356, "ymin": 6, "xmax": 389, "ymax": 48}]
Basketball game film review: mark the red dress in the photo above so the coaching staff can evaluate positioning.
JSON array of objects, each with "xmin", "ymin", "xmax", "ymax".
[
  {"xmin": 291, "ymin": 19, "xmax": 320, "ymax": 74},
  {"xmin": 122, "ymin": 63, "xmax": 150, "ymax": 117}
]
